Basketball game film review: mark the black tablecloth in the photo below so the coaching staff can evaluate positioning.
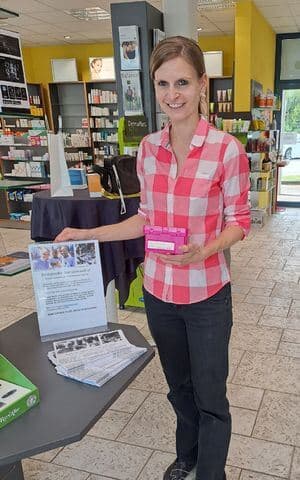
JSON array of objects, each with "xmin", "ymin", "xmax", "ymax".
[{"xmin": 31, "ymin": 190, "xmax": 144, "ymax": 305}]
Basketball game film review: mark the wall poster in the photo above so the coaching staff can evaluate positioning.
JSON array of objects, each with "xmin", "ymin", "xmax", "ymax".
[
  {"xmin": 0, "ymin": 29, "xmax": 30, "ymax": 112},
  {"xmin": 119, "ymin": 25, "xmax": 141, "ymax": 71},
  {"xmin": 89, "ymin": 57, "xmax": 116, "ymax": 81},
  {"xmin": 121, "ymin": 70, "xmax": 143, "ymax": 116}
]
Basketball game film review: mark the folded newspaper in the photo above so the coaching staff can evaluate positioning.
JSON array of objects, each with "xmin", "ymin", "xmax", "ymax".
[{"xmin": 48, "ymin": 330, "xmax": 147, "ymax": 387}]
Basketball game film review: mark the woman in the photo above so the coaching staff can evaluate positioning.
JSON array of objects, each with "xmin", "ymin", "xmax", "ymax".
[
  {"xmin": 90, "ymin": 57, "xmax": 103, "ymax": 80},
  {"xmin": 56, "ymin": 36, "xmax": 250, "ymax": 480}
]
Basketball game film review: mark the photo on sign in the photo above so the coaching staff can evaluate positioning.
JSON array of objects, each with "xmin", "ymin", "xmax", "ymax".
[
  {"xmin": 0, "ymin": 29, "xmax": 30, "ymax": 112},
  {"xmin": 0, "ymin": 33, "xmax": 21, "ymax": 57},
  {"xmin": 0, "ymin": 56, "xmax": 25, "ymax": 83},
  {"xmin": 75, "ymin": 242, "xmax": 96, "ymax": 265},
  {"xmin": 30, "ymin": 244, "xmax": 75, "ymax": 270},
  {"xmin": 89, "ymin": 57, "xmax": 115, "ymax": 81}
]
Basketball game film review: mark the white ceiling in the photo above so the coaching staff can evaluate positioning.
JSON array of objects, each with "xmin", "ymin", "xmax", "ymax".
[{"xmin": 0, "ymin": 0, "xmax": 299, "ymax": 47}]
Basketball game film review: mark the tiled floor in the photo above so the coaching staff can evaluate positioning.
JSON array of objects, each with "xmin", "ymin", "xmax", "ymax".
[{"xmin": 0, "ymin": 208, "xmax": 299, "ymax": 480}]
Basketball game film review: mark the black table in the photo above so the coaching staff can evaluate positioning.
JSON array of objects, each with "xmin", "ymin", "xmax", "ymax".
[
  {"xmin": 0, "ymin": 313, "xmax": 154, "ymax": 480},
  {"xmin": 31, "ymin": 190, "xmax": 145, "ymax": 306}
]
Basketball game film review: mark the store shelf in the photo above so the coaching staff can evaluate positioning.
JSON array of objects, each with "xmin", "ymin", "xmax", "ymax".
[{"xmin": 4, "ymin": 175, "xmax": 48, "ymax": 180}]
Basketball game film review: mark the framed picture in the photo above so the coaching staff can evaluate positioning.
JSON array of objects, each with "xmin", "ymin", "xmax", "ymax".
[
  {"xmin": 51, "ymin": 58, "xmax": 78, "ymax": 82},
  {"xmin": 89, "ymin": 57, "xmax": 116, "ymax": 81},
  {"xmin": 203, "ymin": 51, "xmax": 223, "ymax": 78}
]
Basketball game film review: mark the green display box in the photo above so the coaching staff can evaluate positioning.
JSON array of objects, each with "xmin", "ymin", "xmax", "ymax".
[{"xmin": 0, "ymin": 354, "xmax": 40, "ymax": 429}]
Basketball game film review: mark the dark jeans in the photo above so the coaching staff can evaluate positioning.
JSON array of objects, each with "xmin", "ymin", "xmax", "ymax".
[{"xmin": 143, "ymin": 283, "xmax": 232, "ymax": 480}]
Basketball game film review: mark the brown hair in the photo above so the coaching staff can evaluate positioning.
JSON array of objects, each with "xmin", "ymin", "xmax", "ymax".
[
  {"xmin": 150, "ymin": 36, "xmax": 207, "ymax": 115},
  {"xmin": 150, "ymin": 36, "xmax": 205, "ymax": 80}
]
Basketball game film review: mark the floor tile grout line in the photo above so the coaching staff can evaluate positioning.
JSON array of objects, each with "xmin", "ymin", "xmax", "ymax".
[
  {"xmin": 275, "ymin": 328, "xmax": 286, "ymax": 355},
  {"xmin": 84, "ymin": 433, "xmax": 175, "ymax": 455},
  {"xmin": 238, "ymin": 466, "xmax": 287, "ymax": 480},
  {"xmin": 135, "ymin": 449, "xmax": 161, "ymax": 480},
  {"xmin": 26, "ymin": 456, "xmax": 101, "ymax": 479},
  {"xmin": 114, "ymin": 390, "xmax": 152, "ymax": 441},
  {"xmin": 229, "ymin": 377, "xmax": 299, "ymax": 396},
  {"xmin": 287, "ymin": 446, "xmax": 296, "ymax": 480},
  {"xmin": 248, "ymin": 388, "xmax": 266, "ymax": 438}
]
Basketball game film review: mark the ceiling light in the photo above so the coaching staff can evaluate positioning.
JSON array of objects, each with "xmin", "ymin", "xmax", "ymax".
[
  {"xmin": 197, "ymin": 27, "xmax": 203, "ymax": 31},
  {"xmin": 64, "ymin": 35, "xmax": 71, "ymax": 40},
  {"xmin": 0, "ymin": 7, "xmax": 19, "ymax": 19},
  {"xmin": 65, "ymin": 7, "xmax": 110, "ymax": 21},
  {"xmin": 197, "ymin": 0, "xmax": 237, "ymax": 10}
]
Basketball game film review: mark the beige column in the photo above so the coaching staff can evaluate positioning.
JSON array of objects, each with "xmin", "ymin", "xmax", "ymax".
[{"xmin": 162, "ymin": 0, "xmax": 199, "ymax": 40}]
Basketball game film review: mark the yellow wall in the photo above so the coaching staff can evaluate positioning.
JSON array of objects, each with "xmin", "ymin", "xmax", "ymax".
[
  {"xmin": 234, "ymin": 0, "xmax": 252, "ymax": 111},
  {"xmin": 198, "ymin": 35, "xmax": 234, "ymax": 77},
  {"xmin": 251, "ymin": 2, "xmax": 276, "ymax": 94},
  {"xmin": 234, "ymin": 0, "xmax": 275, "ymax": 111},
  {"xmin": 22, "ymin": 42, "xmax": 114, "ymax": 126},
  {"xmin": 22, "ymin": 42, "xmax": 114, "ymax": 85}
]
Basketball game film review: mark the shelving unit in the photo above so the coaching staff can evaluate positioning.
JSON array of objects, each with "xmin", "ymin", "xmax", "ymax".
[
  {"xmin": 0, "ymin": 179, "xmax": 45, "ymax": 221},
  {"xmin": 246, "ymin": 128, "xmax": 279, "ymax": 222},
  {"xmin": 85, "ymin": 80, "xmax": 119, "ymax": 163},
  {"xmin": 48, "ymin": 81, "xmax": 120, "ymax": 166},
  {"xmin": 0, "ymin": 114, "xmax": 49, "ymax": 221},
  {"xmin": 48, "ymin": 82, "xmax": 93, "ymax": 167},
  {"xmin": 208, "ymin": 76, "xmax": 234, "ymax": 115},
  {"xmin": 27, "ymin": 83, "xmax": 45, "ymax": 118}
]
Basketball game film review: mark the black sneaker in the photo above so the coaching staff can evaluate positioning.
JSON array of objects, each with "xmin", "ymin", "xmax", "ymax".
[{"xmin": 163, "ymin": 459, "xmax": 196, "ymax": 480}]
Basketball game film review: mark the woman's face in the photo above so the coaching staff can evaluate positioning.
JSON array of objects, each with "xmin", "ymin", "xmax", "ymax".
[
  {"xmin": 154, "ymin": 56, "xmax": 205, "ymax": 125},
  {"xmin": 93, "ymin": 59, "xmax": 102, "ymax": 72}
]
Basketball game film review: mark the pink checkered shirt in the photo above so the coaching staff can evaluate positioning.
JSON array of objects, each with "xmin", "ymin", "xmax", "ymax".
[{"xmin": 137, "ymin": 117, "xmax": 250, "ymax": 304}]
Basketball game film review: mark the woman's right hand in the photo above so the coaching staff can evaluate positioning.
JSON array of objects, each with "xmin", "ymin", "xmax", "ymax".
[{"xmin": 55, "ymin": 227, "xmax": 88, "ymax": 242}]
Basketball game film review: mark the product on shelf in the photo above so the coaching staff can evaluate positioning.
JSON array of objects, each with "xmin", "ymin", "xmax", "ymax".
[
  {"xmin": 63, "ymin": 130, "xmax": 91, "ymax": 148},
  {"xmin": 211, "ymin": 116, "xmax": 250, "ymax": 133},
  {"xmin": 88, "ymin": 89, "xmax": 118, "ymax": 104}
]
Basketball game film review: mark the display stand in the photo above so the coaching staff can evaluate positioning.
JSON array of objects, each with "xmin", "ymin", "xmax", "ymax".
[{"xmin": 110, "ymin": 1, "xmax": 164, "ymax": 133}]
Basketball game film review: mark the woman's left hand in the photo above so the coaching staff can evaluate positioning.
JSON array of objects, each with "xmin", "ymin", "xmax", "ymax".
[{"xmin": 159, "ymin": 244, "xmax": 207, "ymax": 266}]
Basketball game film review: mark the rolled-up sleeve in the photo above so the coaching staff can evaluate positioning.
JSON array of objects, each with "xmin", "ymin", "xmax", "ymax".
[
  {"xmin": 221, "ymin": 137, "xmax": 251, "ymax": 237},
  {"xmin": 136, "ymin": 138, "xmax": 149, "ymax": 220}
]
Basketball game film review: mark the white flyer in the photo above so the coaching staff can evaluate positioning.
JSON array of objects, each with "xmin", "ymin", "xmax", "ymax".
[
  {"xmin": 29, "ymin": 240, "xmax": 107, "ymax": 340},
  {"xmin": 121, "ymin": 71, "xmax": 143, "ymax": 116},
  {"xmin": 119, "ymin": 25, "xmax": 141, "ymax": 71}
]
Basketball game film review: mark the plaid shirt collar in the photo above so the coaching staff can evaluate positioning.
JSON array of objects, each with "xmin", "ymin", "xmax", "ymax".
[{"xmin": 148, "ymin": 116, "xmax": 210, "ymax": 149}]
